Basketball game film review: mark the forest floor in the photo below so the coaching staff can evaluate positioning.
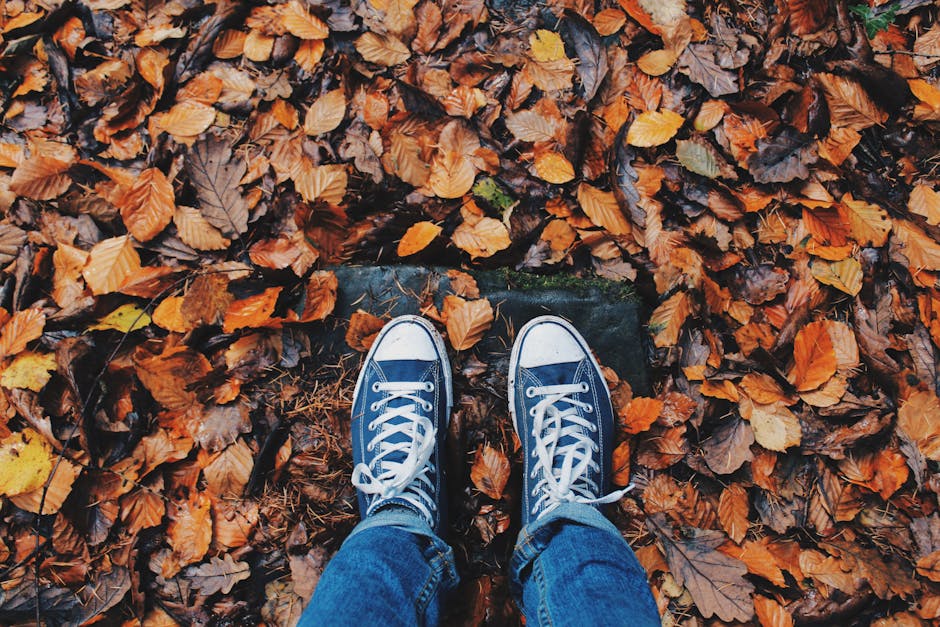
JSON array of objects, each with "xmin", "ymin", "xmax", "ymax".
[{"xmin": 1, "ymin": 0, "xmax": 940, "ymax": 625}]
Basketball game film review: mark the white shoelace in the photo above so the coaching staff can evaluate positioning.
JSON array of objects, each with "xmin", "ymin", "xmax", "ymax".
[
  {"xmin": 351, "ymin": 381, "xmax": 437, "ymax": 523},
  {"xmin": 526, "ymin": 383, "xmax": 632, "ymax": 518}
]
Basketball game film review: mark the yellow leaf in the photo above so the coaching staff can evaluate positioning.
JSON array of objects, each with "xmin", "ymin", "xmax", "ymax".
[
  {"xmin": 627, "ymin": 109, "xmax": 684, "ymax": 147},
  {"xmin": 303, "ymin": 89, "xmax": 346, "ymax": 136},
  {"xmin": 9, "ymin": 457, "xmax": 80, "ymax": 514},
  {"xmin": 89, "ymin": 303, "xmax": 152, "ymax": 333},
  {"xmin": 740, "ymin": 397, "xmax": 802, "ymax": 452},
  {"xmin": 649, "ymin": 291, "xmax": 691, "ymax": 348},
  {"xmin": 452, "ymin": 216, "xmax": 511, "ymax": 258},
  {"xmin": 910, "ymin": 185, "xmax": 940, "ymax": 226},
  {"xmin": 355, "ymin": 32, "xmax": 411, "ymax": 66},
  {"xmin": 244, "ymin": 29, "xmax": 274, "ymax": 63},
  {"xmin": 694, "ymin": 100, "xmax": 727, "ymax": 132},
  {"xmin": 82, "ymin": 235, "xmax": 143, "ymax": 296},
  {"xmin": 446, "ymin": 297, "xmax": 494, "ymax": 350},
  {"xmin": 577, "ymin": 183, "xmax": 631, "ymax": 235},
  {"xmin": 534, "ymin": 152, "xmax": 575, "ymax": 184},
  {"xmin": 0, "ymin": 352, "xmax": 57, "ymax": 392},
  {"xmin": 529, "ymin": 29, "xmax": 566, "ymax": 62},
  {"xmin": 0, "ymin": 429, "xmax": 53, "ymax": 497},
  {"xmin": 398, "ymin": 221, "xmax": 442, "ymax": 256},
  {"xmin": 810, "ymin": 258, "xmax": 862, "ymax": 296}
]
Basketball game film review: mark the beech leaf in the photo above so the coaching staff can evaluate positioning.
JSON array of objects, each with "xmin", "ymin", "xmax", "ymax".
[{"xmin": 187, "ymin": 136, "xmax": 249, "ymax": 238}]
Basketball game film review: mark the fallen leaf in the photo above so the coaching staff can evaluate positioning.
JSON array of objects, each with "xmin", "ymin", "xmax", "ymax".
[
  {"xmin": 470, "ymin": 444, "xmax": 510, "ymax": 499},
  {"xmin": 648, "ymin": 514, "xmax": 755, "ymax": 622},
  {"xmin": 790, "ymin": 320, "xmax": 838, "ymax": 392},
  {"xmin": 300, "ymin": 271, "xmax": 338, "ymax": 322},
  {"xmin": 529, "ymin": 30, "xmax": 566, "ymax": 62},
  {"xmin": 0, "ymin": 308, "xmax": 46, "ymax": 360},
  {"xmin": 740, "ymin": 397, "xmax": 802, "ymax": 452},
  {"xmin": 0, "ymin": 428, "xmax": 53, "ymax": 497},
  {"xmin": 718, "ymin": 484, "xmax": 749, "ymax": 544},
  {"xmin": 622, "ymin": 397, "xmax": 663, "ymax": 434},
  {"xmin": 452, "ymin": 217, "xmax": 511, "ymax": 259},
  {"xmin": 346, "ymin": 310, "xmax": 385, "ymax": 352},
  {"xmin": 754, "ymin": 595, "xmax": 794, "ymax": 627},
  {"xmin": 187, "ymin": 136, "xmax": 249, "ymax": 238},
  {"xmin": 627, "ymin": 109, "xmax": 684, "ymax": 147},
  {"xmin": 577, "ymin": 183, "xmax": 631, "ymax": 235},
  {"xmin": 0, "ymin": 352, "xmax": 57, "ymax": 392},
  {"xmin": 446, "ymin": 297, "xmax": 493, "ymax": 350},
  {"xmin": 534, "ymin": 151, "xmax": 575, "ymax": 184},
  {"xmin": 164, "ymin": 492, "xmax": 212, "ymax": 577},
  {"xmin": 82, "ymin": 235, "xmax": 143, "ymax": 296},
  {"xmin": 356, "ymin": 32, "xmax": 410, "ymax": 66},
  {"xmin": 186, "ymin": 553, "xmax": 251, "ymax": 595},
  {"xmin": 649, "ymin": 291, "xmax": 692, "ymax": 348},
  {"xmin": 89, "ymin": 303, "xmax": 151, "ymax": 333},
  {"xmin": 398, "ymin": 221, "xmax": 442, "ymax": 257},
  {"xmin": 304, "ymin": 89, "xmax": 346, "ymax": 136},
  {"xmin": 222, "ymin": 287, "xmax": 282, "ymax": 333}
]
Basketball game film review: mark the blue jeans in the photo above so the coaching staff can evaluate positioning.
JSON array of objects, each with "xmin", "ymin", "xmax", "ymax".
[{"xmin": 300, "ymin": 503, "xmax": 660, "ymax": 626}]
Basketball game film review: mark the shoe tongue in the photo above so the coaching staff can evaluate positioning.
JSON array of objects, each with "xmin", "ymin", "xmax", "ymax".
[
  {"xmin": 375, "ymin": 359, "xmax": 433, "ymax": 386},
  {"xmin": 524, "ymin": 361, "xmax": 583, "ymax": 387}
]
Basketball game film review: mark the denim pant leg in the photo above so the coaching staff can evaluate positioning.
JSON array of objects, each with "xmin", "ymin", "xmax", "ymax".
[
  {"xmin": 299, "ymin": 508, "xmax": 459, "ymax": 627},
  {"xmin": 510, "ymin": 503, "xmax": 660, "ymax": 627}
]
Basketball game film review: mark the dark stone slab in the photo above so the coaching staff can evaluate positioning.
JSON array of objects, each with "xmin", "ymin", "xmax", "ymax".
[{"xmin": 314, "ymin": 266, "xmax": 648, "ymax": 394}]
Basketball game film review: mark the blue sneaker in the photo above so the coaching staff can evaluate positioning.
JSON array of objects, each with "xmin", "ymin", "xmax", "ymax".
[
  {"xmin": 350, "ymin": 315, "xmax": 452, "ymax": 533},
  {"xmin": 509, "ymin": 316, "xmax": 631, "ymax": 526}
]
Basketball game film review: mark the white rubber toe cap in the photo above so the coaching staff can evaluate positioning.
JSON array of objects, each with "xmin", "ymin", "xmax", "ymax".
[
  {"xmin": 372, "ymin": 318, "xmax": 438, "ymax": 361},
  {"xmin": 517, "ymin": 319, "xmax": 586, "ymax": 368}
]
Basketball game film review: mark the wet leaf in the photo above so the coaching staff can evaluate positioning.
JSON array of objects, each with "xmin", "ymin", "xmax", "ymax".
[
  {"xmin": 470, "ymin": 444, "xmax": 510, "ymax": 499},
  {"xmin": 89, "ymin": 303, "xmax": 151, "ymax": 333},
  {"xmin": 0, "ymin": 428, "xmax": 53, "ymax": 497}
]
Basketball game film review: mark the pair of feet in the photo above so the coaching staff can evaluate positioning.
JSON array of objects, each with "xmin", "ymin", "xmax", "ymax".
[{"xmin": 350, "ymin": 315, "xmax": 629, "ymax": 534}]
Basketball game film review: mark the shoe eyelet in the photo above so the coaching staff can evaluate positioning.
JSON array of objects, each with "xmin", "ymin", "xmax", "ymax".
[
  {"xmin": 372, "ymin": 382, "xmax": 381, "ymax": 392},
  {"xmin": 529, "ymin": 408, "xmax": 537, "ymax": 417},
  {"xmin": 423, "ymin": 402, "xmax": 433, "ymax": 411},
  {"xmin": 531, "ymin": 450, "xmax": 537, "ymax": 458},
  {"xmin": 585, "ymin": 404, "xmax": 594, "ymax": 413},
  {"xmin": 580, "ymin": 382, "xmax": 589, "ymax": 392},
  {"xmin": 525, "ymin": 387, "xmax": 536, "ymax": 398},
  {"xmin": 424, "ymin": 382, "xmax": 434, "ymax": 392},
  {"xmin": 367, "ymin": 420, "xmax": 376, "ymax": 430},
  {"xmin": 590, "ymin": 423, "xmax": 597, "ymax": 432},
  {"xmin": 367, "ymin": 442, "xmax": 375, "ymax": 451},
  {"xmin": 370, "ymin": 402, "xmax": 379, "ymax": 411}
]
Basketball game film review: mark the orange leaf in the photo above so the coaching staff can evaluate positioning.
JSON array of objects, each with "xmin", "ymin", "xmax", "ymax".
[
  {"xmin": 470, "ymin": 445, "xmax": 510, "ymax": 500},
  {"xmin": 155, "ymin": 101, "xmax": 216, "ymax": 139},
  {"xmin": 152, "ymin": 296, "xmax": 192, "ymax": 333},
  {"xmin": 739, "ymin": 373, "xmax": 787, "ymax": 405},
  {"xmin": 533, "ymin": 151, "xmax": 575, "ymax": 184},
  {"xmin": 398, "ymin": 221, "xmax": 442, "ymax": 257},
  {"xmin": 446, "ymin": 297, "xmax": 493, "ymax": 351},
  {"xmin": 594, "ymin": 8, "xmax": 627, "ymax": 36},
  {"xmin": 626, "ymin": 109, "xmax": 684, "ymax": 147},
  {"xmin": 700, "ymin": 379, "xmax": 739, "ymax": 402},
  {"xmin": 649, "ymin": 291, "xmax": 691, "ymax": 348},
  {"xmin": 577, "ymin": 183, "xmax": 631, "ymax": 235},
  {"xmin": 0, "ymin": 308, "xmax": 45, "ymax": 360},
  {"xmin": 116, "ymin": 168, "xmax": 176, "ymax": 242},
  {"xmin": 279, "ymin": 0, "xmax": 329, "ymax": 39},
  {"xmin": 718, "ymin": 484, "xmax": 749, "ymax": 544},
  {"xmin": 164, "ymin": 492, "xmax": 212, "ymax": 577},
  {"xmin": 300, "ymin": 271, "xmax": 338, "ymax": 322},
  {"xmin": 223, "ymin": 287, "xmax": 282, "ymax": 333},
  {"xmin": 618, "ymin": 0, "xmax": 662, "ymax": 34},
  {"xmin": 790, "ymin": 320, "xmax": 837, "ymax": 391},
  {"xmin": 754, "ymin": 595, "xmax": 794, "ymax": 627},
  {"xmin": 612, "ymin": 440, "xmax": 632, "ymax": 486},
  {"xmin": 622, "ymin": 397, "xmax": 663, "ymax": 434},
  {"xmin": 346, "ymin": 310, "xmax": 385, "ymax": 352},
  {"xmin": 869, "ymin": 448, "xmax": 909, "ymax": 500},
  {"xmin": 541, "ymin": 219, "xmax": 577, "ymax": 251}
]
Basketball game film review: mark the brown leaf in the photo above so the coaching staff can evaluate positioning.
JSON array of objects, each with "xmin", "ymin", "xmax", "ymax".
[
  {"xmin": 186, "ymin": 553, "xmax": 251, "ymax": 596},
  {"xmin": 702, "ymin": 415, "xmax": 754, "ymax": 475},
  {"xmin": 445, "ymin": 297, "xmax": 493, "ymax": 350},
  {"xmin": 182, "ymin": 273, "xmax": 233, "ymax": 327},
  {"xmin": 346, "ymin": 310, "xmax": 385, "ymax": 352},
  {"xmin": 116, "ymin": 168, "xmax": 175, "ymax": 242},
  {"xmin": 612, "ymin": 440, "xmax": 632, "ymax": 486},
  {"xmin": 718, "ymin": 484, "xmax": 749, "ymax": 545},
  {"xmin": 817, "ymin": 73, "xmax": 887, "ymax": 131},
  {"xmin": 470, "ymin": 445, "xmax": 510, "ymax": 500},
  {"xmin": 10, "ymin": 153, "xmax": 73, "ymax": 200},
  {"xmin": 787, "ymin": 0, "xmax": 829, "ymax": 36},
  {"xmin": 577, "ymin": 183, "xmax": 631, "ymax": 235},
  {"xmin": 187, "ymin": 136, "xmax": 249, "ymax": 238},
  {"xmin": 649, "ymin": 291, "xmax": 691, "ymax": 348},
  {"xmin": 133, "ymin": 345, "xmax": 211, "ymax": 411},
  {"xmin": 174, "ymin": 205, "xmax": 230, "ymax": 251},
  {"xmin": 648, "ymin": 514, "xmax": 755, "ymax": 622},
  {"xmin": 304, "ymin": 89, "xmax": 346, "ymax": 136},
  {"xmin": 300, "ymin": 270, "xmax": 338, "ymax": 322},
  {"xmin": 202, "ymin": 438, "xmax": 254, "ymax": 497}
]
